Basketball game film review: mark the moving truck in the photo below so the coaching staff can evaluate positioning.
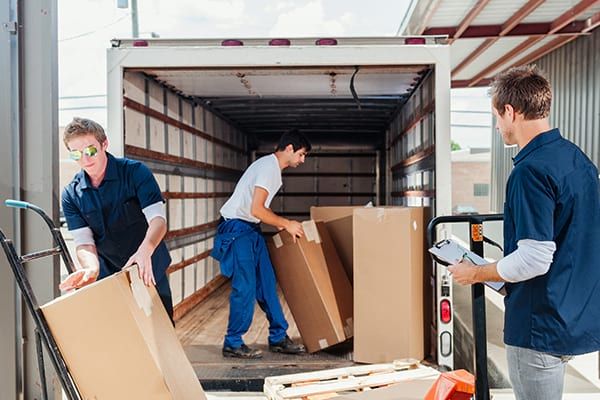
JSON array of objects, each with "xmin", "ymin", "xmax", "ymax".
[{"xmin": 106, "ymin": 36, "xmax": 455, "ymax": 373}]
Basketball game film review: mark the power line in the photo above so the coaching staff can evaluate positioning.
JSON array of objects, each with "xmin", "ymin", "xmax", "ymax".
[
  {"xmin": 59, "ymin": 14, "xmax": 130, "ymax": 42},
  {"xmin": 60, "ymin": 94, "xmax": 106, "ymax": 100}
]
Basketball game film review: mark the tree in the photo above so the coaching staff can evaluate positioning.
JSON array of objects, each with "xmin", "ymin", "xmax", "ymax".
[{"xmin": 451, "ymin": 140, "xmax": 461, "ymax": 151}]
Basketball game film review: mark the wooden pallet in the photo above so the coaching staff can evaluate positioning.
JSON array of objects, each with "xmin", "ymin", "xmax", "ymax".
[{"xmin": 263, "ymin": 359, "xmax": 440, "ymax": 400}]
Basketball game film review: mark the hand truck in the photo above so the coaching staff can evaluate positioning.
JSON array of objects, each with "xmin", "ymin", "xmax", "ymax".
[
  {"xmin": 0, "ymin": 199, "xmax": 82, "ymax": 400},
  {"xmin": 427, "ymin": 213, "xmax": 504, "ymax": 400}
]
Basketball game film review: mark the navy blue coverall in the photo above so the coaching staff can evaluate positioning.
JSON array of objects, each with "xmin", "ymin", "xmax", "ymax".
[{"xmin": 211, "ymin": 218, "xmax": 288, "ymax": 348}]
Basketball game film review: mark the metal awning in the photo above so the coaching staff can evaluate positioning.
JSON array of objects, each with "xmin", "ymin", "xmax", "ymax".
[{"xmin": 401, "ymin": 0, "xmax": 600, "ymax": 87}]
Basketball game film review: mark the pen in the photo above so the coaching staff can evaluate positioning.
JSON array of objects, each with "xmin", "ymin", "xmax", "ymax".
[{"xmin": 461, "ymin": 252, "xmax": 476, "ymax": 264}]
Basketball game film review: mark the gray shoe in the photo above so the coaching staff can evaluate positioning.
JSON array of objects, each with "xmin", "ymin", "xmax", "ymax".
[
  {"xmin": 222, "ymin": 344, "xmax": 263, "ymax": 359},
  {"xmin": 269, "ymin": 336, "xmax": 306, "ymax": 354}
]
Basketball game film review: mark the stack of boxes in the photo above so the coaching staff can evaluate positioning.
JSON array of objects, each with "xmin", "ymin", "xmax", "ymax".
[{"xmin": 267, "ymin": 206, "xmax": 430, "ymax": 363}]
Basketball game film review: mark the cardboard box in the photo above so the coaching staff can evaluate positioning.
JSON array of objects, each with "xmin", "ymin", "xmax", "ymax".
[
  {"xmin": 41, "ymin": 267, "xmax": 206, "ymax": 400},
  {"xmin": 268, "ymin": 220, "xmax": 353, "ymax": 352},
  {"xmin": 353, "ymin": 207, "xmax": 428, "ymax": 364},
  {"xmin": 310, "ymin": 206, "xmax": 357, "ymax": 282}
]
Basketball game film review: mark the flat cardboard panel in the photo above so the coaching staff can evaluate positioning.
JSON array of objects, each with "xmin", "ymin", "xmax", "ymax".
[
  {"xmin": 315, "ymin": 222, "xmax": 353, "ymax": 336},
  {"xmin": 353, "ymin": 207, "xmax": 426, "ymax": 363},
  {"xmin": 267, "ymin": 221, "xmax": 350, "ymax": 352},
  {"xmin": 310, "ymin": 207, "xmax": 357, "ymax": 282},
  {"xmin": 123, "ymin": 71, "xmax": 146, "ymax": 103},
  {"xmin": 124, "ymin": 109, "xmax": 146, "ymax": 147},
  {"xmin": 41, "ymin": 269, "xmax": 205, "ymax": 400},
  {"xmin": 170, "ymin": 269, "xmax": 183, "ymax": 305}
]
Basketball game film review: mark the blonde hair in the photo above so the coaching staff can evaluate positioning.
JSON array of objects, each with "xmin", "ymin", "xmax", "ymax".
[{"xmin": 63, "ymin": 117, "xmax": 107, "ymax": 148}]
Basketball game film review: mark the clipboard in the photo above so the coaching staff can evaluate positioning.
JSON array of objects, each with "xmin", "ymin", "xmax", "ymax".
[{"xmin": 429, "ymin": 239, "xmax": 505, "ymax": 292}]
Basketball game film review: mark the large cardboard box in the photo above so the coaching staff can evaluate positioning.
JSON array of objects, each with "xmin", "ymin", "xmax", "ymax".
[
  {"xmin": 267, "ymin": 220, "xmax": 353, "ymax": 352},
  {"xmin": 353, "ymin": 207, "xmax": 428, "ymax": 364},
  {"xmin": 40, "ymin": 267, "xmax": 206, "ymax": 400},
  {"xmin": 310, "ymin": 206, "xmax": 357, "ymax": 282}
]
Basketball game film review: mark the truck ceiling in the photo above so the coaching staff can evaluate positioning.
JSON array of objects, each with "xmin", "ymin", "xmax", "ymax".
[{"xmin": 129, "ymin": 65, "xmax": 431, "ymax": 148}]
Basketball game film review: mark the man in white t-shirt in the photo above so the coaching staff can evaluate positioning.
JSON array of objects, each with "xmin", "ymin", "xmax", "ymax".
[{"xmin": 211, "ymin": 129, "xmax": 311, "ymax": 359}]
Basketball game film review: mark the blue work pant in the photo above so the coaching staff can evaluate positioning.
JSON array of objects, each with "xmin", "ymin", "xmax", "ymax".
[{"xmin": 224, "ymin": 226, "xmax": 288, "ymax": 348}]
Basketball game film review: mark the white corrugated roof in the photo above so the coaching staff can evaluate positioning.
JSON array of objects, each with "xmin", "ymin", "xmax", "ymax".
[{"xmin": 402, "ymin": 0, "xmax": 600, "ymax": 87}]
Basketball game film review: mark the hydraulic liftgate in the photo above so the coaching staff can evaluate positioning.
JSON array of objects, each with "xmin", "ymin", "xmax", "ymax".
[
  {"xmin": 0, "ymin": 200, "xmax": 82, "ymax": 400},
  {"xmin": 428, "ymin": 213, "xmax": 504, "ymax": 400}
]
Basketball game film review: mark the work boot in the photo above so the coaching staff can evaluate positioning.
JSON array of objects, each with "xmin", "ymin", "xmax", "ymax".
[
  {"xmin": 222, "ymin": 344, "xmax": 263, "ymax": 359},
  {"xmin": 269, "ymin": 335, "xmax": 306, "ymax": 354}
]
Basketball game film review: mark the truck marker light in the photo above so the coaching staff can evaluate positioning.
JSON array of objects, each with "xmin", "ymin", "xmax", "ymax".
[
  {"xmin": 440, "ymin": 331, "xmax": 452, "ymax": 357},
  {"xmin": 222, "ymin": 39, "xmax": 244, "ymax": 46},
  {"xmin": 269, "ymin": 39, "xmax": 291, "ymax": 46},
  {"xmin": 441, "ymin": 298, "xmax": 451, "ymax": 324},
  {"xmin": 404, "ymin": 37, "xmax": 426, "ymax": 45},
  {"xmin": 315, "ymin": 38, "xmax": 338, "ymax": 46},
  {"xmin": 132, "ymin": 40, "xmax": 148, "ymax": 47}
]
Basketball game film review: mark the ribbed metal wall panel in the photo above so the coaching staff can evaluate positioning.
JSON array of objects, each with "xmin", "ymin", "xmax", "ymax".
[{"xmin": 490, "ymin": 28, "xmax": 600, "ymax": 211}]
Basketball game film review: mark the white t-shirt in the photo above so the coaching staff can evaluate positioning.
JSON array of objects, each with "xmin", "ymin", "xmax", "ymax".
[{"xmin": 220, "ymin": 154, "xmax": 282, "ymax": 223}]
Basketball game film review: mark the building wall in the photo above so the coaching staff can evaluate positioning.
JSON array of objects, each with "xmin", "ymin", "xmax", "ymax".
[
  {"xmin": 491, "ymin": 28, "xmax": 600, "ymax": 210},
  {"xmin": 452, "ymin": 160, "xmax": 491, "ymax": 213}
]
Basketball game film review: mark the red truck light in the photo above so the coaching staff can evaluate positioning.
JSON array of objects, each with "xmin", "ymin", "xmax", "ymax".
[
  {"xmin": 440, "ymin": 299, "xmax": 452, "ymax": 324},
  {"xmin": 269, "ymin": 39, "xmax": 291, "ymax": 46},
  {"xmin": 132, "ymin": 40, "xmax": 148, "ymax": 47},
  {"xmin": 221, "ymin": 39, "xmax": 244, "ymax": 46},
  {"xmin": 404, "ymin": 37, "xmax": 426, "ymax": 45},
  {"xmin": 315, "ymin": 38, "xmax": 338, "ymax": 46}
]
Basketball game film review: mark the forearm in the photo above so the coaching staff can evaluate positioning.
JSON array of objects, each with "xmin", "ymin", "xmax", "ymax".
[
  {"xmin": 138, "ymin": 217, "xmax": 167, "ymax": 253},
  {"xmin": 474, "ymin": 262, "xmax": 504, "ymax": 282},
  {"xmin": 75, "ymin": 244, "xmax": 100, "ymax": 272},
  {"xmin": 251, "ymin": 205, "xmax": 290, "ymax": 229}
]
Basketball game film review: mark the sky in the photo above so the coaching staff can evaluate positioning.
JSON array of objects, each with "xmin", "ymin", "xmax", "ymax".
[{"xmin": 58, "ymin": 0, "xmax": 492, "ymax": 148}]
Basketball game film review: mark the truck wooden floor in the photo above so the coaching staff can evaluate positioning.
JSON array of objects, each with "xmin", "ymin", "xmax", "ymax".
[{"xmin": 176, "ymin": 281, "xmax": 354, "ymax": 391}]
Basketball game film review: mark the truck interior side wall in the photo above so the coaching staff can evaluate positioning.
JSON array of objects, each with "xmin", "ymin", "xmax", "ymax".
[
  {"xmin": 387, "ymin": 71, "xmax": 435, "ymax": 208},
  {"xmin": 120, "ymin": 66, "xmax": 437, "ymax": 348},
  {"xmin": 122, "ymin": 71, "xmax": 248, "ymax": 317}
]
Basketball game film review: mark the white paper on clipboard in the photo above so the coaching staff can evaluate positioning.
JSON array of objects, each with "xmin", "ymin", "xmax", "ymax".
[{"xmin": 429, "ymin": 239, "xmax": 505, "ymax": 292}]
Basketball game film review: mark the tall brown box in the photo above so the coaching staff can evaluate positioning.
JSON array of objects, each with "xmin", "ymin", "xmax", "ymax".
[
  {"xmin": 268, "ymin": 220, "xmax": 353, "ymax": 352},
  {"xmin": 310, "ymin": 206, "xmax": 358, "ymax": 282},
  {"xmin": 40, "ymin": 267, "xmax": 206, "ymax": 400},
  {"xmin": 353, "ymin": 207, "xmax": 427, "ymax": 364}
]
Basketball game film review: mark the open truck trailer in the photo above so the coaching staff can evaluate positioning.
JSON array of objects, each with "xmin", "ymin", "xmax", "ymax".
[{"xmin": 106, "ymin": 36, "xmax": 454, "ymax": 389}]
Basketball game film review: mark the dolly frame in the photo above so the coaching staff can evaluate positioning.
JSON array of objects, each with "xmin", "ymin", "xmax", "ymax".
[
  {"xmin": 427, "ymin": 213, "xmax": 504, "ymax": 400},
  {"xmin": 0, "ymin": 199, "xmax": 82, "ymax": 400}
]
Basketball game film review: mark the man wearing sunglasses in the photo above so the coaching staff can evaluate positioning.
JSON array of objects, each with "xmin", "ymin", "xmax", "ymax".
[{"xmin": 60, "ymin": 117, "xmax": 173, "ymax": 319}]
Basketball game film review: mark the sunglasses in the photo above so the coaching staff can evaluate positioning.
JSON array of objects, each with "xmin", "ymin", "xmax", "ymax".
[{"xmin": 69, "ymin": 145, "xmax": 99, "ymax": 161}]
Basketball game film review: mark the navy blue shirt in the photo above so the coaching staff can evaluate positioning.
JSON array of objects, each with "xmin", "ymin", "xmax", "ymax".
[
  {"xmin": 503, "ymin": 128, "xmax": 600, "ymax": 355},
  {"xmin": 62, "ymin": 153, "xmax": 171, "ymax": 280}
]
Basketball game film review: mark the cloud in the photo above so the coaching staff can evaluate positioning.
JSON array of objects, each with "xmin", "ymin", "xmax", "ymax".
[{"xmin": 269, "ymin": 1, "xmax": 350, "ymax": 37}]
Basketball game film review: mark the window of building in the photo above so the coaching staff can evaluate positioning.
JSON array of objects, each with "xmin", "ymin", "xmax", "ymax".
[{"xmin": 474, "ymin": 183, "xmax": 489, "ymax": 197}]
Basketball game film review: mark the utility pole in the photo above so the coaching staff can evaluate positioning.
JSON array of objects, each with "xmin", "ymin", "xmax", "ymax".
[
  {"xmin": 131, "ymin": 0, "xmax": 139, "ymax": 38},
  {"xmin": 117, "ymin": 0, "xmax": 138, "ymax": 38}
]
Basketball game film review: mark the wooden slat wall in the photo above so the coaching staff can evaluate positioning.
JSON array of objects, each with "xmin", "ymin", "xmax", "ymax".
[
  {"xmin": 122, "ymin": 71, "xmax": 247, "ymax": 319},
  {"xmin": 387, "ymin": 72, "xmax": 436, "ymax": 207}
]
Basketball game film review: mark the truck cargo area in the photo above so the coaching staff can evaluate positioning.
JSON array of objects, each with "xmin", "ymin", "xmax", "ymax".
[
  {"xmin": 176, "ymin": 281, "xmax": 354, "ymax": 391},
  {"xmin": 106, "ymin": 38, "xmax": 452, "ymax": 389}
]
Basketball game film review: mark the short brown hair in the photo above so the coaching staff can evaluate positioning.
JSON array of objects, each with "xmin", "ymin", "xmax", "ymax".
[
  {"xmin": 489, "ymin": 65, "xmax": 552, "ymax": 120},
  {"xmin": 63, "ymin": 117, "xmax": 107, "ymax": 148}
]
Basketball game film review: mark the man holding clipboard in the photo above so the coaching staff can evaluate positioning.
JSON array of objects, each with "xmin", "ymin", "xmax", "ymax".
[{"xmin": 447, "ymin": 66, "xmax": 600, "ymax": 400}]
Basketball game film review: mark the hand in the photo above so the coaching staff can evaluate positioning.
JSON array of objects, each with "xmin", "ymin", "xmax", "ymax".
[
  {"xmin": 59, "ymin": 267, "xmax": 99, "ymax": 291},
  {"xmin": 447, "ymin": 258, "xmax": 479, "ymax": 285},
  {"xmin": 285, "ymin": 220, "xmax": 304, "ymax": 242},
  {"xmin": 124, "ymin": 243, "xmax": 156, "ymax": 286}
]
